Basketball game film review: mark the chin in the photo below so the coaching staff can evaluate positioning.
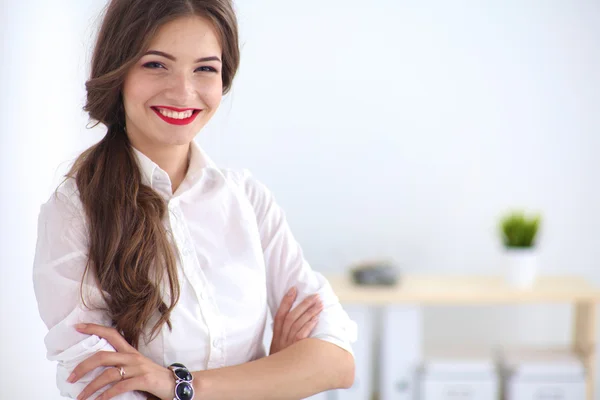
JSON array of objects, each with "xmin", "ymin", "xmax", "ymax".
[
  {"xmin": 167, "ymin": 137, "xmax": 195, "ymax": 147},
  {"xmin": 153, "ymin": 131, "xmax": 197, "ymax": 147}
]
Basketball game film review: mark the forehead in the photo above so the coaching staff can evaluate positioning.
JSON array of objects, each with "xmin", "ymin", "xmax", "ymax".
[{"xmin": 148, "ymin": 15, "xmax": 222, "ymax": 55}]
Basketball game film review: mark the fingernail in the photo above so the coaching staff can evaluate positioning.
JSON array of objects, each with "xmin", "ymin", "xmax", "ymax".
[
  {"xmin": 67, "ymin": 373, "xmax": 76, "ymax": 383},
  {"xmin": 287, "ymin": 287, "xmax": 296, "ymax": 297},
  {"xmin": 75, "ymin": 323, "xmax": 87, "ymax": 330}
]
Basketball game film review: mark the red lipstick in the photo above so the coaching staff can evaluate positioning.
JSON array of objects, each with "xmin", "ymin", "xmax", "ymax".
[{"xmin": 151, "ymin": 106, "xmax": 201, "ymax": 126}]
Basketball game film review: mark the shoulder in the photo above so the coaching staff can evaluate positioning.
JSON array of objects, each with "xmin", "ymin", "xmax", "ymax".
[
  {"xmin": 39, "ymin": 176, "xmax": 85, "ymax": 225},
  {"xmin": 218, "ymin": 167, "xmax": 251, "ymax": 185},
  {"xmin": 219, "ymin": 168, "xmax": 267, "ymax": 194},
  {"xmin": 218, "ymin": 167, "xmax": 276, "ymax": 211}
]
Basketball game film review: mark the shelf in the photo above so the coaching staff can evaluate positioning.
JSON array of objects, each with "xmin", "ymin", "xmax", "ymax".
[
  {"xmin": 326, "ymin": 274, "xmax": 600, "ymax": 305},
  {"xmin": 328, "ymin": 274, "xmax": 600, "ymax": 400}
]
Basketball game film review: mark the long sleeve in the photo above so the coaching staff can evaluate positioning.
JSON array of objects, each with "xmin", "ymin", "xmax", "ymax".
[
  {"xmin": 238, "ymin": 170, "xmax": 357, "ymax": 356},
  {"xmin": 32, "ymin": 185, "xmax": 146, "ymax": 399}
]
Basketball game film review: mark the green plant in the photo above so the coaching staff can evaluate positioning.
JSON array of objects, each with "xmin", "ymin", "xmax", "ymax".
[{"xmin": 499, "ymin": 211, "xmax": 541, "ymax": 248}]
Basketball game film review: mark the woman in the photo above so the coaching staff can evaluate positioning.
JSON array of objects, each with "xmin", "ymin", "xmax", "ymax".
[{"xmin": 32, "ymin": 0, "xmax": 356, "ymax": 399}]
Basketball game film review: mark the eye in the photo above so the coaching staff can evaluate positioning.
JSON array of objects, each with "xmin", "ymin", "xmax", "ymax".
[
  {"xmin": 195, "ymin": 66, "xmax": 218, "ymax": 73},
  {"xmin": 143, "ymin": 62, "xmax": 165, "ymax": 69}
]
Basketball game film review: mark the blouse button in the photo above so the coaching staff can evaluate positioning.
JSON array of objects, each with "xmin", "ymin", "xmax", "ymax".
[{"xmin": 212, "ymin": 338, "xmax": 221, "ymax": 348}]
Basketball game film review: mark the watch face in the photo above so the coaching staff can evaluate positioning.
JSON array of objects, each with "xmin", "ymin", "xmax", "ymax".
[
  {"xmin": 174, "ymin": 368, "xmax": 193, "ymax": 382},
  {"xmin": 176, "ymin": 381, "xmax": 194, "ymax": 400},
  {"xmin": 170, "ymin": 362, "xmax": 186, "ymax": 369}
]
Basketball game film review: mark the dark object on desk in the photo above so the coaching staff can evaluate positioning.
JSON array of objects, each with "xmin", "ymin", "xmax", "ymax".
[{"xmin": 351, "ymin": 262, "xmax": 400, "ymax": 286}]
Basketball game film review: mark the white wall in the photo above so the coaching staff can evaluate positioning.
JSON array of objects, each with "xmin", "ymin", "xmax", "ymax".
[
  {"xmin": 1, "ymin": 0, "xmax": 599, "ymax": 398},
  {"xmin": 0, "ymin": 0, "xmax": 108, "ymax": 397}
]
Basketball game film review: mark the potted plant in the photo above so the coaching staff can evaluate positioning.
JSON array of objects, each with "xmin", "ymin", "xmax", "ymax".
[{"xmin": 499, "ymin": 210, "xmax": 542, "ymax": 288}]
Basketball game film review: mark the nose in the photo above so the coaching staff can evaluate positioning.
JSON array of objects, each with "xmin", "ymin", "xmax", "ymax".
[{"xmin": 165, "ymin": 71, "xmax": 196, "ymax": 105}]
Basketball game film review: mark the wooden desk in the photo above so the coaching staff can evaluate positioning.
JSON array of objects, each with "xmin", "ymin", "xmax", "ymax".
[{"xmin": 326, "ymin": 275, "xmax": 600, "ymax": 400}]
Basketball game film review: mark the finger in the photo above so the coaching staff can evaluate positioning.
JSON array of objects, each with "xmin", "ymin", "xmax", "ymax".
[
  {"xmin": 272, "ymin": 287, "xmax": 297, "ymax": 338},
  {"xmin": 287, "ymin": 300, "xmax": 324, "ymax": 341},
  {"xmin": 281, "ymin": 294, "xmax": 320, "ymax": 343},
  {"xmin": 69, "ymin": 351, "xmax": 132, "ymax": 384},
  {"xmin": 286, "ymin": 300, "xmax": 324, "ymax": 343},
  {"xmin": 96, "ymin": 376, "xmax": 144, "ymax": 400},
  {"xmin": 77, "ymin": 367, "xmax": 122, "ymax": 400},
  {"xmin": 294, "ymin": 315, "xmax": 320, "ymax": 341},
  {"xmin": 75, "ymin": 323, "xmax": 135, "ymax": 353}
]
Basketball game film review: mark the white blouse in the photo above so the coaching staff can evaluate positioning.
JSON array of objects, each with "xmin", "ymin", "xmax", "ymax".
[{"xmin": 32, "ymin": 140, "xmax": 357, "ymax": 399}]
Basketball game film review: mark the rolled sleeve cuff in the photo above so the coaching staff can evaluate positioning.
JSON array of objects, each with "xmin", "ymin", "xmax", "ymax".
[{"xmin": 309, "ymin": 304, "xmax": 358, "ymax": 358}]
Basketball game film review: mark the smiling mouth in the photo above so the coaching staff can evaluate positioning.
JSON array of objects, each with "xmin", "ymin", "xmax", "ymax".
[{"xmin": 151, "ymin": 106, "xmax": 202, "ymax": 126}]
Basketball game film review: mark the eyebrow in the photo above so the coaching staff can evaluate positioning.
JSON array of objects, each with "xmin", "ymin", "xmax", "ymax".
[{"xmin": 143, "ymin": 50, "xmax": 222, "ymax": 63}]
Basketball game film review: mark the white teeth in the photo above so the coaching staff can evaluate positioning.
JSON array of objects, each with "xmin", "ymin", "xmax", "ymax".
[{"xmin": 156, "ymin": 108, "xmax": 194, "ymax": 119}]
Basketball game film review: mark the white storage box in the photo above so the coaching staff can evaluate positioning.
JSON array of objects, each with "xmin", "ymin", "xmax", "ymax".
[
  {"xmin": 500, "ymin": 348, "xmax": 585, "ymax": 400},
  {"xmin": 380, "ymin": 306, "xmax": 423, "ymax": 400},
  {"xmin": 417, "ymin": 347, "xmax": 499, "ymax": 400}
]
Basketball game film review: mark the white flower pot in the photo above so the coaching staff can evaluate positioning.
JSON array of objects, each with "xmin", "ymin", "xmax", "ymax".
[{"xmin": 505, "ymin": 248, "xmax": 539, "ymax": 289}]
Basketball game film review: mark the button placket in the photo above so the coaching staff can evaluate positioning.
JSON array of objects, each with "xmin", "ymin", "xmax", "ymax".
[
  {"xmin": 168, "ymin": 203, "xmax": 189, "ymax": 265},
  {"xmin": 169, "ymin": 200, "xmax": 227, "ymax": 368},
  {"xmin": 182, "ymin": 246, "xmax": 222, "ymax": 359},
  {"xmin": 203, "ymin": 296, "xmax": 224, "ymax": 363}
]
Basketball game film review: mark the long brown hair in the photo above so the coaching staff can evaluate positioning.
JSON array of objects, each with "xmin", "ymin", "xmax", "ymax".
[{"xmin": 65, "ymin": 0, "xmax": 239, "ymax": 349}]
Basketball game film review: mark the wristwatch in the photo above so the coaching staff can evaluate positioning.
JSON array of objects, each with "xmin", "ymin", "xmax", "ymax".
[{"xmin": 168, "ymin": 363, "xmax": 194, "ymax": 400}]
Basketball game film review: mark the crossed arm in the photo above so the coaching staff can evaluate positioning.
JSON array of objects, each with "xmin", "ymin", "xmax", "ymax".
[
  {"xmin": 190, "ymin": 286, "xmax": 355, "ymax": 399},
  {"xmin": 190, "ymin": 338, "xmax": 354, "ymax": 400},
  {"xmin": 69, "ymin": 286, "xmax": 354, "ymax": 400},
  {"xmin": 69, "ymin": 323, "xmax": 353, "ymax": 400}
]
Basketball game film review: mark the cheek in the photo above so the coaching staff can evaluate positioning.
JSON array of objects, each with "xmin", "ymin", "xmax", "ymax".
[
  {"xmin": 122, "ymin": 76, "xmax": 156, "ymax": 113},
  {"xmin": 198, "ymin": 78, "xmax": 223, "ymax": 109}
]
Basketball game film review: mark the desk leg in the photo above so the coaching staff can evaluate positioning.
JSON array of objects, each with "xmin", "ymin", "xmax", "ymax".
[{"xmin": 572, "ymin": 302, "xmax": 596, "ymax": 400}]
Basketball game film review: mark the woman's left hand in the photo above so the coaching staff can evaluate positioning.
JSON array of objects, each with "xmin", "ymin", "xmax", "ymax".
[{"xmin": 68, "ymin": 323, "xmax": 175, "ymax": 400}]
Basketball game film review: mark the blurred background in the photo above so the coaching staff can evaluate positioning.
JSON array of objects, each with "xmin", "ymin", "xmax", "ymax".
[{"xmin": 1, "ymin": 0, "xmax": 599, "ymax": 399}]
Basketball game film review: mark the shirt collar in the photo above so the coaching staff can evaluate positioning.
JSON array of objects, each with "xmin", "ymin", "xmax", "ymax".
[{"xmin": 131, "ymin": 140, "xmax": 220, "ymax": 189}]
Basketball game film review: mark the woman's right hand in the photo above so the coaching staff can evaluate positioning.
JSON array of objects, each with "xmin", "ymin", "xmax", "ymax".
[{"xmin": 269, "ymin": 287, "xmax": 324, "ymax": 355}]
